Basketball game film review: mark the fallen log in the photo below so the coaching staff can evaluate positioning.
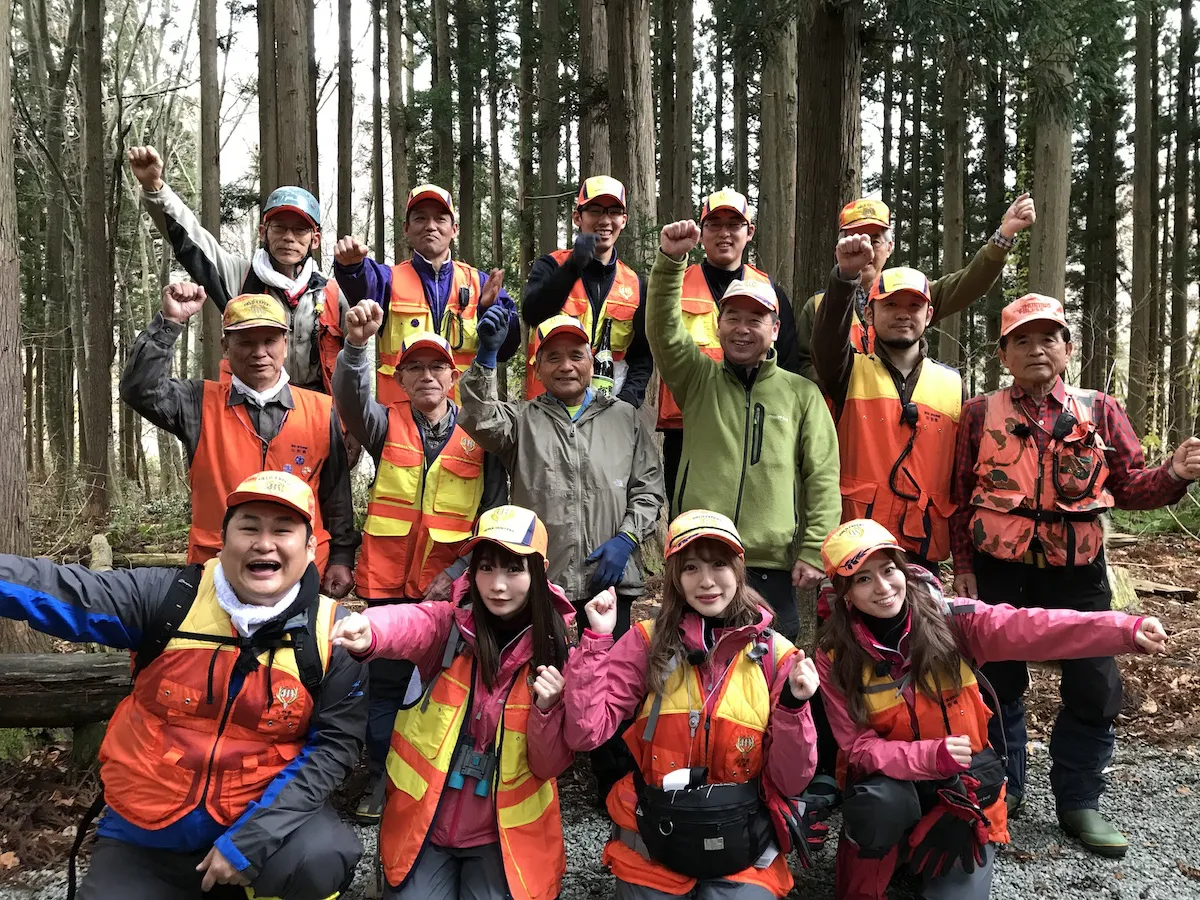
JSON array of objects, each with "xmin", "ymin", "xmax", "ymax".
[
  {"xmin": 114, "ymin": 551, "xmax": 188, "ymax": 568},
  {"xmin": 1129, "ymin": 578, "xmax": 1197, "ymax": 602},
  {"xmin": 0, "ymin": 653, "xmax": 130, "ymax": 727}
]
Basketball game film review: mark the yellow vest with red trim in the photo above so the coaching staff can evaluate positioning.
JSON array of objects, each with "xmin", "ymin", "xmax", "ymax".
[
  {"xmin": 377, "ymin": 260, "xmax": 483, "ymax": 405},
  {"xmin": 656, "ymin": 264, "xmax": 772, "ymax": 429},
  {"xmin": 357, "ymin": 402, "xmax": 485, "ymax": 601},
  {"xmin": 969, "ymin": 386, "xmax": 1114, "ymax": 567},
  {"xmin": 380, "ymin": 642, "xmax": 565, "ymax": 900},
  {"xmin": 603, "ymin": 620, "xmax": 796, "ymax": 897},
  {"xmin": 99, "ymin": 559, "xmax": 336, "ymax": 829},
  {"xmin": 524, "ymin": 249, "xmax": 641, "ymax": 399},
  {"xmin": 189, "ymin": 381, "xmax": 332, "ymax": 571},
  {"xmin": 837, "ymin": 355, "xmax": 961, "ymax": 562}
]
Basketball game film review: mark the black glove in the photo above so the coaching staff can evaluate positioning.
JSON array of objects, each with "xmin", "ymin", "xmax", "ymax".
[
  {"xmin": 571, "ymin": 232, "xmax": 598, "ymax": 268},
  {"xmin": 906, "ymin": 776, "xmax": 990, "ymax": 878}
]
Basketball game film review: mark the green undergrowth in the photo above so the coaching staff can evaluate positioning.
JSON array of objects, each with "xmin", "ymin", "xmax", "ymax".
[{"xmin": 1111, "ymin": 483, "xmax": 1200, "ymax": 537}]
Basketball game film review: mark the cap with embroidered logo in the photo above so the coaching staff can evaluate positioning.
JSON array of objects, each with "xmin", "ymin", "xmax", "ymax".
[
  {"xmin": 701, "ymin": 189, "xmax": 752, "ymax": 224},
  {"xmin": 665, "ymin": 510, "xmax": 744, "ymax": 559},
  {"xmin": 1000, "ymin": 293, "xmax": 1068, "ymax": 337},
  {"xmin": 223, "ymin": 294, "xmax": 289, "ymax": 333},
  {"xmin": 226, "ymin": 470, "xmax": 316, "ymax": 524},
  {"xmin": 839, "ymin": 198, "xmax": 891, "ymax": 232},
  {"xmin": 533, "ymin": 315, "xmax": 591, "ymax": 355},
  {"xmin": 821, "ymin": 519, "xmax": 903, "ymax": 577},
  {"xmin": 719, "ymin": 279, "xmax": 778, "ymax": 315},
  {"xmin": 460, "ymin": 505, "xmax": 549, "ymax": 561},
  {"xmin": 398, "ymin": 331, "xmax": 455, "ymax": 366},
  {"xmin": 868, "ymin": 267, "xmax": 931, "ymax": 305},
  {"xmin": 406, "ymin": 183, "xmax": 456, "ymax": 219},
  {"xmin": 576, "ymin": 176, "xmax": 627, "ymax": 209}
]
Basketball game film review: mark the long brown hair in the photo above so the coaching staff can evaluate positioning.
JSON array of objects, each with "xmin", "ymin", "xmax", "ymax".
[
  {"xmin": 468, "ymin": 545, "xmax": 569, "ymax": 689},
  {"xmin": 646, "ymin": 538, "xmax": 762, "ymax": 695},
  {"xmin": 819, "ymin": 549, "xmax": 964, "ymax": 725}
]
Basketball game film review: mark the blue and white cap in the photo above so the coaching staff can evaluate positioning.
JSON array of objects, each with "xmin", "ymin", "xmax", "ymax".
[{"xmin": 263, "ymin": 186, "xmax": 321, "ymax": 229}]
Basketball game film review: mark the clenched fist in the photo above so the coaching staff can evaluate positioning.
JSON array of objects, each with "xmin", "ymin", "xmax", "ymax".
[
  {"xmin": 346, "ymin": 299, "xmax": 385, "ymax": 347},
  {"xmin": 999, "ymin": 192, "xmax": 1036, "ymax": 239},
  {"xmin": 835, "ymin": 233, "xmax": 875, "ymax": 280},
  {"xmin": 1171, "ymin": 436, "xmax": 1200, "ymax": 481},
  {"xmin": 127, "ymin": 145, "xmax": 165, "ymax": 191},
  {"xmin": 787, "ymin": 650, "xmax": 820, "ymax": 701},
  {"xmin": 532, "ymin": 665, "xmax": 566, "ymax": 710},
  {"xmin": 583, "ymin": 587, "xmax": 618, "ymax": 636},
  {"xmin": 1133, "ymin": 617, "xmax": 1169, "ymax": 655},
  {"xmin": 334, "ymin": 236, "xmax": 371, "ymax": 267},
  {"xmin": 660, "ymin": 221, "xmax": 701, "ymax": 258},
  {"xmin": 162, "ymin": 282, "xmax": 207, "ymax": 325},
  {"xmin": 329, "ymin": 611, "xmax": 373, "ymax": 654}
]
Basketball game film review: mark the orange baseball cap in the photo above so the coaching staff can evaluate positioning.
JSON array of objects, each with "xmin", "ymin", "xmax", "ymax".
[
  {"xmin": 533, "ymin": 314, "xmax": 590, "ymax": 355},
  {"xmin": 460, "ymin": 505, "xmax": 549, "ymax": 561},
  {"xmin": 398, "ymin": 331, "xmax": 455, "ymax": 366},
  {"xmin": 665, "ymin": 510, "xmax": 744, "ymax": 559},
  {"xmin": 701, "ymin": 189, "xmax": 752, "ymax": 223},
  {"xmin": 839, "ymin": 198, "xmax": 891, "ymax": 232},
  {"xmin": 576, "ymin": 175, "xmax": 627, "ymax": 209},
  {"xmin": 868, "ymin": 267, "xmax": 931, "ymax": 305},
  {"xmin": 223, "ymin": 294, "xmax": 288, "ymax": 333},
  {"xmin": 226, "ymin": 471, "xmax": 316, "ymax": 524},
  {"xmin": 406, "ymin": 183, "xmax": 456, "ymax": 219},
  {"xmin": 1000, "ymin": 293, "xmax": 1068, "ymax": 337},
  {"xmin": 821, "ymin": 519, "xmax": 903, "ymax": 577}
]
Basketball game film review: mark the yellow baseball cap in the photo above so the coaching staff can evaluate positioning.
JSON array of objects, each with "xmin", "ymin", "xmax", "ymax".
[
  {"xmin": 869, "ymin": 267, "xmax": 931, "ymax": 305},
  {"xmin": 533, "ymin": 314, "xmax": 590, "ymax": 355},
  {"xmin": 665, "ymin": 510, "xmax": 744, "ymax": 559},
  {"xmin": 398, "ymin": 331, "xmax": 455, "ymax": 366},
  {"xmin": 821, "ymin": 519, "xmax": 904, "ymax": 577},
  {"xmin": 407, "ymin": 183, "xmax": 456, "ymax": 219},
  {"xmin": 576, "ymin": 175, "xmax": 627, "ymax": 208},
  {"xmin": 701, "ymin": 189, "xmax": 752, "ymax": 224},
  {"xmin": 460, "ymin": 505, "xmax": 549, "ymax": 561},
  {"xmin": 839, "ymin": 198, "xmax": 891, "ymax": 232},
  {"xmin": 1001, "ymin": 293, "xmax": 1068, "ymax": 337},
  {"xmin": 225, "ymin": 470, "xmax": 316, "ymax": 524},
  {"xmin": 223, "ymin": 294, "xmax": 288, "ymax": 333}
]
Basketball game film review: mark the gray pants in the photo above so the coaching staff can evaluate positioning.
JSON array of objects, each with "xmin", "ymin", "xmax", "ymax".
[
  {"xmin": 386, "ymin": 842, "xmax": 508, "ymax": 900},
  {"xmin": 77, "ymin": 804, "xmax": 361, "ymax": 900},
  {"xmin": 918, "ymin": 842, "xmax": 995, "ymax": 900},
  {"xmin": 614, "ymin": 877, "xmax": 775, "ymax": 900}
]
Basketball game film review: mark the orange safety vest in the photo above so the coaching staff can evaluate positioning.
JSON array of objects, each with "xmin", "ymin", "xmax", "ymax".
[
  {"xmin": 380, "ymin": 633, "xmax": 565, "ymax": 899},
  {"xmin": 836, "ymin": 354, "xmax": 961, "ymax": 562},
  {"xmin": 377, "ymin": 260, "xmax": 484, "ymax": 406},
  {"xmin": 968, "ymin": 386, "xmax": 1114, "ymax": 567},
  {"xmin": 524, "ymin": 249, "xmax": 641, "ymax": 399},
  {"xmin": 357, "ymin": 403, "xmax": 486, "ymax": 600},
  {"xmin": 99, "ymin": 559, "xmax": 336, "ymax": 829},
  {"xmin": 190, "ymin": 381, "xmax": 332, "ymax": 573},
  {"xmin": 656, "ymin": 264, "xmax": 773, "ymax": 430},
  {"xmin": 604, "ymin": 620, "xmax": 796, "ymax": 897}
]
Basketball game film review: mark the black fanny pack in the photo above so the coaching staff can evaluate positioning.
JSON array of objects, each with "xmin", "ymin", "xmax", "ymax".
[
  {"xmin": 967, "ymin": 746, "xmax": 1006, "ymax": 809},
  {"xmin": 632, "ymin": 768, "xmax": 774, "ymax": 879}
]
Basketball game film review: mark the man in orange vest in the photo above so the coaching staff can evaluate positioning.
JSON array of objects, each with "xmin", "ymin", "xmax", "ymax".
[
  {"xmin": 951, "ymin": 294, "xmax": 1200, "ymax": 856},
  {"xmin": 794, "ymin": 193, "xmax": 1037, "ymax": 383},
  {"xmin": 0, "ymin": 471, "xmax": 366, "ymax": 899},
  {"xmin": 120, "ymin": 284, "xmax": 358, "ymax": 599},
  {"xmin": 657, "ymin": 189, "xmax": 804, "ymax": 507},
  {"xmin": 521, "ymin": 176, "xmax": 653, "ymax": 407},
  {"xmin": 332, "ymin": 302, "xmax": 506, "ymax": 823},
  {"xmin": 331, "ymin": 184, "xmax": 520, "ymax": 404},
  {"xmin": 812, "ymin": 235, "xmax": 963, "ymax": 575}
]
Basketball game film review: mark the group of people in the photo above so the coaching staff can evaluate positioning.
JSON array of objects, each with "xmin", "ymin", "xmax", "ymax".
[{"xmin": 0, "ymin": 147, "xmax": 1195, "ymax": 900}]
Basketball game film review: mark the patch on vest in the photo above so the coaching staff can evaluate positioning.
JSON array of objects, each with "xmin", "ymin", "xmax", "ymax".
[
  {"xmin": 461, "ymin": 436, "xmax": 476, "ymax": 452},
  {"xmin": 276, "ymin": 686, "xmax": 300, "ymax": 712},
  {"xmin": 704, "ymin": 837, "xmax": 726, "ymax": 850},
  {"xmin": 736, "ymin": 735, "xmax": 756, "ymax": 766},
  {"xmin": 617, "ymin": 284, "xmax": 634, "ymax": 300}
]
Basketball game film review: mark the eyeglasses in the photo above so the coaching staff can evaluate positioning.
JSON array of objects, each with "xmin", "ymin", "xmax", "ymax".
[
  {"xmin": 578, "ymin": 205, "xmax": 626, "ymax": 218},
  {"xmin": 266, "ymin": 221, "xmax": 314, "ymax": 238},
  {"xmin": 399, "ymin": 361, "xmax": 453, "ymax": 376},
  {"xmin": 702, "ymin": 220, "xmax": 749, "ymax": 233}
]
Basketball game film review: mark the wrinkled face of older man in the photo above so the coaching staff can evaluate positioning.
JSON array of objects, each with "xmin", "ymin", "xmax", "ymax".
[
  {"xmin": 718, "ymin": 298, "xmax": 779, "ymax": 367},
  {"xmin": 536, "ymin": 335, "xmax": 592, "ymax": 404}
]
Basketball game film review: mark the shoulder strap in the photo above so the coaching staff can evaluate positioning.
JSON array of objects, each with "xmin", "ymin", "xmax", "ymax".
[
  {"xmin": 420, "ymin": 620, "xmax": 468, "ymax": 713},
  {"xmin": 287, "ymin": 591, "xmax": 327, "ymax": 700},
  {"xmin": 133, "ymin": 563, "xmax": 205, "ymax": 680}
]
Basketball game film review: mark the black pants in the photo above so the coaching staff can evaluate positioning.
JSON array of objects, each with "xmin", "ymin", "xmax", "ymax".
[
  {"xmin": 746, "ymin": 567, "xmax": 799, "ymax": 641},
  {"xmin": 661, "ymin": 429, "xmax": 684, "ymax": 517},
  {"xmin": 975, "ymin": 550, "xmax": 1121, "ymax": 811},
  {"xmin": 78, "ymin": 804, "xmax": 361, "ymax": 900}
]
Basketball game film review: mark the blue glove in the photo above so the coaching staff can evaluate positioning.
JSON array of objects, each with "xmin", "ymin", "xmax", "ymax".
[
  {"xmin": 475, "ymin": 304, "xmax": 509, "ymax": 369},
  {"xmin": 586, "ymin": 533, "xmax": 637, "ymax": 591}
]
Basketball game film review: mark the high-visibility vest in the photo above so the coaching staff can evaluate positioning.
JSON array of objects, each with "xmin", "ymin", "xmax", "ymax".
[
  {"xmin": 99, "ymin": 559, "xmax": 336, "ymax": 829},
  {"xmin": 656, "ymin": 264, "xmax": 772, "ymax": 429},
  {"xmin": 377, "ymin": 260, "xmax": 484, "ymax": 406},
  {"xmin": 810, "ymin": 289, "xmax": 872, "ymax": 355},
  {"xmin": 969, "ymin": 386, "xmax": 1114, "ymax": 567},
  {"xmin": 380, "ymin": 636, "xmax": 566, "ymax": 900},
  {"xmin": 603, "ymin": 620, "xmax": 796, "ymax": 898},
  {"xmin": 189, "ymin": 381, "xmax": 332, "ymax": 572},
  {"xmin": 836, "ymin": 354, "xmax": 961, "ymax": 562},
  {"xmin": 357, "ymin": 403, "xmax": 485, "ymax": 600},
  {"xmin": 524, "ymin": 250, "xmax": 640, "ymax": 399}
]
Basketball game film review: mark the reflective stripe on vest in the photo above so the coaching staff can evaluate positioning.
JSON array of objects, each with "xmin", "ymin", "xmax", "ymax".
[
  {"xmin": 188, "ymin": 382, "xmax": 332, "ymax": 566},
  {"xmin": 656, "ymin": 264, "xmax": 771, "ymax": 430},
  {"xmin": 357, "ymin": 403, "xmax": 485, "ymax": 600},
  {"xmin": 99, "ymin": 559, "xmax": 336, "ymax": 830},
  {"xmin": 969, "ymin": 386, "xmax": 1114, "ymax": 567},
  {"xmin": 524, "ymin": 250, "xmax": 640, "ymax": 400},
  {"xmin": 837, "ymin": 355, "xmax": 961, "ymax": 562},
  {"xmin": 379, "ymin": 647, "xmax": 565, "ymax": 900}
]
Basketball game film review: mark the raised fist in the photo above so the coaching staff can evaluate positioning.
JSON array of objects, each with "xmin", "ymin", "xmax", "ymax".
[
  {"xmin": 345, "ymin": 299, "xmax": 385, "ymax": 347},
  {"xmin": 161, "ymin": 282, "xmax": 207, "ymax": 325},
  {"xmin": 660, "ymin": 221, "xmax": 701, "ymax": 258},
  {"xmin": 835, "ymin": 233, "xmax": 875, "ymax": 280},
  {"xmin": 334, "ymin": 236, "xmax": 371, "ymax": 267},
  {"xmin": 572, "ymin": 232, "xmax": 598, "ymax": 268},
  {"xmin": 999, "ymin": 192, "xmax": 1036, "ymax": 239},
  {"xmin": 583, "ymin": 587, "xmax": 618, "ymax": 636},
  {"xmin": 127, "ymin": 146, "xmax": 165, "ymax": 192}
]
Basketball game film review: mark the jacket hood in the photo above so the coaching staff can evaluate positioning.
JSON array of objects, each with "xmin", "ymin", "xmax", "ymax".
[{"xmin": 677, "ymin": 603, "xmax": 775, "ymax": 660}]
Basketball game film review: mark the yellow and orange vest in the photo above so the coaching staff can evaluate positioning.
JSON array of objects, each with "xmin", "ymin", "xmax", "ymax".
[
  {"xmin": 190, "ymin": 381, "xmax": 332, "ymax": 573},
  {"xmin": 837, "ymin": 355, "xmax": 961, "ymax": 562},
  {"xmin": 968, "ymin": 386, "xmax": 1113, "ymax": 567},
  {"xmin": 357, "ymin": 402, "xmax": 485, "ymax": 601},
  {"xmin": 380, "ymin": 635, "xmax": 565, "ymax": 899}
]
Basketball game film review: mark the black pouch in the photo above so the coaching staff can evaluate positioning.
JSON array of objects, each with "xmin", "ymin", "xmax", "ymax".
[
  {"xmin": 633, "ymin": 770, "xmax": 774, "ymax": 879},
  {"xmin": 967, "ymin": 746, "xmax": 1006, "ymax": 809}
]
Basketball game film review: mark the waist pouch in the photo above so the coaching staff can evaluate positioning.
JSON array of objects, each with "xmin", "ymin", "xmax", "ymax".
[
  {"xmin": 633, "ymin": 770, "xmax": 774, "ymax": 879},
  {"xmin": 967, "ymin": 746, "xmax": 1006, "ymax": 809}
]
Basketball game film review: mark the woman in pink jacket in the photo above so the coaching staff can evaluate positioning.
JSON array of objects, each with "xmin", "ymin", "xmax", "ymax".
[
  {"xmin": 565, "ymin": 509, "xmax": 819, "ymax": 900},
  {"xmin": 816, "ymin": 519, "xmax": 1169, "ymax": 900},
  {"xmin": 331, "ymin": 505, "xmax": 575, "ymax": 900}
]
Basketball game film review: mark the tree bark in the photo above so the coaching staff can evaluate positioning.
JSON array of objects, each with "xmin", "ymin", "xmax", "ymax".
[
  {"xmin": 579, "ymin": 0, "xmax": 611, "ymax": 176},
  {"xmin": 732, "ymin": 35, "xmax": 749, "ymax": 197},
  {"xmin": 626, "ymin": 0, "xmax": 656, "ymax": 268},
  {"xmin": 372, "ymin": 0, "xmax": 385, "ymax": 258},
  {"xmin": 671, "ymin": 0, "xmax": 693, "ymax": 221},
  {"xmin": 1168, "ymin": 0, "xmax": 1194, "ymax": 446},
  {"xmin": 537, "ymin": 0, "xmax": 561, "ymax": 252},
  {"xmin": 433, "ymin": 0, "xmax": 454, "ymax": 188},
  {"xmin": 337, "ymin": 0, "xmax": 354, "ymax": 237},
  {"xmin": 881, "ymin": 15, "xmax": 895, "ymax": 210},
  {"xmin": 758, "ymin": 13, "xmax": 799, "ymax": 293},
  {"xmin": 389, "ymin": 0, "xmax": 409, "ymax": 260},
  {"xmin": 982, "ymin": 59, "xmax": 1006, "ymax": 392},
  {"xmin": 455, "ymin": 0, "xmax": 476, "ymax": 260},
  {"xmin": 1127, "ymin": 0, "xmax": 1154, "ymax": 435},
  {"xmin": 907, "ymin": 52, "xmax": 923, "ymax": 268},
  {"xmin": 1027, "ymin": 42, "xmax": 1075, "ymax": 302},
  {"xmin": 938, "ymin": 40, "xmax": 966, "ymax": 368},
  {"xmin": 658, "ymin": 0, "xmax": 677, "ymax": 226},
  {"xmin": 713, "ymin": 10, "xmax": 724, "ymax": 187},
  {"xmin": 199, "ymin": 0, "xmax": 222, "ymax": 378},
  {"xmin": 517, "ymin": 0, "xmax": 536, "ymax": 276},
  {"xmin": 257, "ymin": 0, "xmax": 278, "ymax": 200},
  {"xmin": 487, "ymin": 0, "xmax": 503, "ymax": 267},
  {"xmin": 263, "ymin": 0, "xmax": 317, "ymax": 194}
]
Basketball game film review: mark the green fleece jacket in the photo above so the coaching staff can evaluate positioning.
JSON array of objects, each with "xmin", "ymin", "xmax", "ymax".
[{"xmin": 646, "ymin": 251, "xmax": 841, "ymax": 571}]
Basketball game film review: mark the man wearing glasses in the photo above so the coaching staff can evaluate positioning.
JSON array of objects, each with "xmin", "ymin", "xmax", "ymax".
[
  {"xmin": 794, "ymin": 194, "xmax": 1036, "ymax": 383},
  {"xmin": 127, "ymin": 145, "xmax": 349, "ymax": 395},
  {"xmin": 331, "ymin": 311, "xmax": 507, "ymax": 824},
  {"xmin": 521, "ymin": 176, "xmax": 653, "ymax": 407}
]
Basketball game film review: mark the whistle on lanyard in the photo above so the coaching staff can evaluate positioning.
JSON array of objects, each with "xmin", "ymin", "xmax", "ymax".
[{"xmin": 447, "ymin": 743, "xmax": 496, "ymax": 797}]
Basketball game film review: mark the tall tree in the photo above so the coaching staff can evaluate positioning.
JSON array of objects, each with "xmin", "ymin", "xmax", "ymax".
[
  {"xmin": 517, "ymin": 0, "xmax": 536, "ymax": 275},
  {"xmin": 713, "ymin": 7, "xmax": 724, "ymax": 187},
  {"xmin": 757, "ymin": 10, "xmax": 798, "ymax": 292},
  {"xmin": 659, "ymin": 0, "xmax": 678, "ymax": 225},
  {"xmin": 389, "ymin": 0, "xmax": 409, "ymax": 259},
  {"xmin": 433, "ymin": 0, "xmax": 454, "ymax": 187},
  {"xmin": 260, "ymin": 0, "xmax": 318, "ymax": 194},
  {"xmin": 198, "ymin": 0, "xmax": 222, "ymax": 378},
  {"xmin": 982, "ymin": 59, "xmax": 1007, "ymax": 391},
  {"xmin": 1027, "ymin": 36, "xmax": 1075, "ymax": 301},
  {"xmin": 257, "ymin": 0, "xmax": 278, "ymax": 199},
  {"xmin": 487, "ymin": 0, "xmax": 504, "ymax": 266},
  {"xmin": 337, "ymin": 0, "xmax": 354, "ymax": 237},
  {"xmin": 579, "ymin": 0, "xmax": 611, "ymax": 175},
  {"xmin": 671, "ymin": 0, "xmax": 694, "ymax": 219},
  {"xmin": 372, "ymin": 0, "xmax": 385, "ymax": 258},
  {"xmin": 1127, "ymin": 0, "xmax": 1155, "ymax": 435},
  {"xmin": 938, "ymin": 39, "xmax": 967, "ymax": 368},
  {"xmin": 455, "ymin": 0, "xmax": 477, "ymax": 260},
  {"xmin": 1169, "ymin": 0, "xmax": 1194, "ymax": 445},
  {"xmin": 538, "ymin": 0, "xmax": 561, "ymax": 252}
]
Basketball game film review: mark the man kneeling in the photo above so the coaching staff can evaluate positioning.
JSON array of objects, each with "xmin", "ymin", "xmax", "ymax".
[{"xmin": 0, "ymin": 472, "xmax": 367, "ymax": 900}]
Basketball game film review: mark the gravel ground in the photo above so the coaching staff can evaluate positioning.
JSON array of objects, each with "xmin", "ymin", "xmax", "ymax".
[{"xmin": 4, "ymin": 740, "xmax": 1198, "ymax": 900}]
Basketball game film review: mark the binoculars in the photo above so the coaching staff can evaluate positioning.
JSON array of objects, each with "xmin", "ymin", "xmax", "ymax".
[{"xmin": 447, "ymin": 743, "xmax": 496, "ymax": 797}]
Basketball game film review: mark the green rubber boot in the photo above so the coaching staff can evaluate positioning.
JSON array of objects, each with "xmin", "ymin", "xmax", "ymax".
[{"xmin": 1058, "ymin": 808, "xmax": 1128, "ymax": 858}]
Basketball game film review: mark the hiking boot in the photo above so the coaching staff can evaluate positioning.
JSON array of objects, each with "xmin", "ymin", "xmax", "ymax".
[
  {"xmin": 1005, "ymin": 791, "xmax": 1025, "ymax": 819},
  {"xmin": 355, "ymin": 774, "xmax": 387, "ymax": 825},
  {"xmin": 1058, "ymin": 808, "xmax": 1128, "ymax": 858}
]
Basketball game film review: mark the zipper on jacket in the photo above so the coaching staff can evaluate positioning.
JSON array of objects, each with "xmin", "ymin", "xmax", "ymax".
[
  {"xmin": 732, "ymin": 385, "xmax": 753, "ymax": 523},
  {"xmin": 750, "ymin": 403, "xmax": 765, "ymax": 466}
]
